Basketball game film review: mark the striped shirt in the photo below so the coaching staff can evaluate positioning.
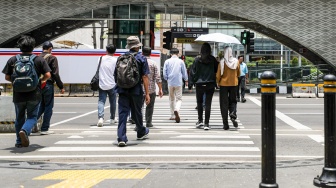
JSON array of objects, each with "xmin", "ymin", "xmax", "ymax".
[{"xmin": 147, "ymin": 58, "xmax": 162, "ymax": 94}]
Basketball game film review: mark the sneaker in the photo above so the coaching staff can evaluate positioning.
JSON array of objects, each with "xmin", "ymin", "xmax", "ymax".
[
  {"xmin": 174, "ymin": 111, "xmax": 180, "ymax": 123},
  {"xmin": 137, "ymin": 128, "xmax": 149, "ymax": 140},
  {"xmin": 231, "ymin": 118, "xmax": 238, "ymax": 128},
  {"xmin": 97, "ymin": 118, "xmax": 104, "ymax": 127},
  {"xmin": 110, "ymin": 119, "xmax": 117, "ymax": 125},
  {"xmin": 134, "ymin": 126, "xmax": 138, "ymax": 131},
  {"xmin": 195, "ymin": 121, "xmax": 204, "ymax": 128},
  {"xmin": 32, "ymin": 125, "xmax": 39, "ymax": 133},
  {"xmin": 146, "ymin": 124, "xmax": 153, "ymax": 128},
  {"xmin": 242, "ymin": 98, "xmax": 246, "ymax": 103},
  {"xmin": 32, "ymin": 116, "xmax": 43, "ymax": 133},
  {"xmin": 223, "ymin": 124, "xmax": 229, "ymax": 130},
  {"xmin": 19, "ymin": 130, "xmax": 29, "ymax": 147},
  {"xmin": 15, "ymin": 143, "xmax": 22, "ymax": 148},
  {"xmin": 237, "ymin": 98, "xmax": 240, "ymax": 102},
  {"xmin": 118, "ymin": 141, "xmax": 127, "ymax": 147},
  {"xmin": 40, "ymin": 130, "xmax": 55, "ymax": 135},
  {"xmin": 127, "ymin": 119, "xmax": 135, "ymax": 124},
  {"xmin": 204, "ymin": 124, "xmax": 211, "ymax": 130},
  {"xmin": 229, "ymin": 112, "xmax": 237, "ymax": 120}
]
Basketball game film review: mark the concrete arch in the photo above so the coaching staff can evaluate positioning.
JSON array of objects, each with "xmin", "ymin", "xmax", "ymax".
[{"xmin": 0, "ymin": 0, "xmax": 335, "ymax": 72}]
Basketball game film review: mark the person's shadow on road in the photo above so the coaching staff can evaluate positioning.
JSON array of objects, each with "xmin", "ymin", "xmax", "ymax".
[{"xmin": 5, "ymin": 144, "xmax": 44, "ymax": 154}]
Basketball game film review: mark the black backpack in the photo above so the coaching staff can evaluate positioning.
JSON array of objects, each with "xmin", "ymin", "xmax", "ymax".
[
  {"xmin": 115, "ymin": 52, "xmax": 140, "ymax": 89},
  {"xmin": 11, "ymin": 54, "xmax": 39, "ymax": 92}
]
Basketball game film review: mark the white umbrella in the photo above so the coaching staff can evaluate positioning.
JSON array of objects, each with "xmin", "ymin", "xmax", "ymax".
[{"xmin": 195, "ymin": 33, "xmax": 241, "ymax": 44}]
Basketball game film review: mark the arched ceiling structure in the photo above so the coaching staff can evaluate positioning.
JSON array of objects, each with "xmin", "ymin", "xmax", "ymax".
[{"xmin": 0, "ymin": 0, "xmax": 335, "ymax": 73}]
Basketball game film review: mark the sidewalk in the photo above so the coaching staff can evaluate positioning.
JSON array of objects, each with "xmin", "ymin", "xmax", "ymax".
[{"xmin": 0, "ymin": 159, "xmax": 323, "ymax": 188}]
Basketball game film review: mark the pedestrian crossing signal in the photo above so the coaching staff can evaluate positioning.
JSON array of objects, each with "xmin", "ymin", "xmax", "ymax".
[
  {"xmin": 247, "ymin": 32, "xmax": 255, "ymax": 53},
  {"xmin": 163, "ymin": 31, "xmax": 172, "ymax": 50},
  {"xmin": 241, "ymin": 31, "xmax": 248, "ymax": 45}
]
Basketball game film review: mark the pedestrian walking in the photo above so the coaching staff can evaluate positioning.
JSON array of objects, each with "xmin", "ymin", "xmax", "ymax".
[
  {"xmin": 237, "ymin": 55, "xmax": 249, "ymax": 103},
  {"xmin": 142, "ymin": 46, "xmax": 163, "ymax": 128},
  {"xmin": 97, "ymin": 44, "xmax": 118, "ymax": 127},
  {"xmin": 2, "ymin": 35, "xmax": 51, "ymax": 147},
  {"xmin": 33, "ymin": 41, "xmax": 65, "ymax": 135},
  {"xmin": 190, "ymin": 43, "xmax": 217, "ymax": 130},
  {"xmin": 114, "ymin": 36, "xmax": 150, "ymax": 147},
  {"xmin": 216, "ymin": 46, "xmax": 240, "ymax": 130},
  {"xmin": 163, "ymin": 48, "xmax": 188, "ymax": 123}
]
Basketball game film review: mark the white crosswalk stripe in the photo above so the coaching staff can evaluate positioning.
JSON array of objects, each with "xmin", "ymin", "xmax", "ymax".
[{"xmin": 40, "ymin": 94, "xmax": 260, "ymax": 162}]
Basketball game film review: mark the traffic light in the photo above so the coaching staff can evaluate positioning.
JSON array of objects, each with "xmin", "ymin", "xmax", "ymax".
[
  {"xmin": 247, "ymin": 32, "xmax": 255, "ymax": 53},
  {"xmin": 163, "ymin": 31, "xmax": 172, "ymax": 50},
  {"xmin": 240, "ymin": 31, "xmax": 248, "ymax": 45}
]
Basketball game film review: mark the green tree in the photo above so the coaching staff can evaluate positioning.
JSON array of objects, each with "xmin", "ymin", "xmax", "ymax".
[
  {"xmin": 291, "ymin": 57, "xmax": 298, "ymax": 67},
  {"xmin": 185, "ymin": 56, "xmax": 195, "ymax": 69}
]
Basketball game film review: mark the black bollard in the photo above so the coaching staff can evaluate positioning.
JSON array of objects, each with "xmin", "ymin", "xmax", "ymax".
[
  {"xmin": 259, "ymin": 71, "xmax": 278, "ymax": 188},
  {"xmin": 314, "ymin": 74, "xmax": 336, "ymax": 187}
]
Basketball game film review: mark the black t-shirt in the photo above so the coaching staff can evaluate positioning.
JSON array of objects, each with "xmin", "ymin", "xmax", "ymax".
[{"xmin": 2, "ymin": 53, "xmax": 51, "ymax": 103}]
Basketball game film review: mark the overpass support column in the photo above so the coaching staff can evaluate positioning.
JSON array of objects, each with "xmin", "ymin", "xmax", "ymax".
[
  {"xmin": 144, "ymin": 3, "xmax": 151, "ymax": 47},
  {"xmin": 107, "ymin": 5, "xmax": 114, "ymax": 44},
  {"xmin": 259, "ymin": 71, "xmax": 278, "ymax": 188},
  {"xmin": 314, "ymin": 74, "xmax": 336, "ymax": 187}
]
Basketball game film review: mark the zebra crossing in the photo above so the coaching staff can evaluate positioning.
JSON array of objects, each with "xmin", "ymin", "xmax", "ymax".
[{"xmin": 38, "ymin": 95, "xmax": 260, "ymax": 163}]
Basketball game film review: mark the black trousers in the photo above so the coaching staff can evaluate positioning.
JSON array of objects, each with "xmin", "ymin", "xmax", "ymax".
[
  {"xmin": 219, "ymin": 86, "xmax": 237, "ymax": 126},
  {"xmin": 196, "ymin": 84, "xmax": 215, "ymax": 124}
]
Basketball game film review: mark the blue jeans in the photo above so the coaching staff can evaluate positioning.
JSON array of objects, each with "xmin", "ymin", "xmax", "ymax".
[
  {"xmin": 37, "ymin": 82, "xmax": 54, "ymax": 131},
  {"xmin": 14, "ymin": 100, "xmax": 40, "ymax": 144},
  {"xmin": 98, "ymin": 87, "xmax": 116, "ymax": 120}
]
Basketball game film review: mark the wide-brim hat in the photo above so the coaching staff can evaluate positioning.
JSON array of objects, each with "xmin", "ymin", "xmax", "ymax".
[{"xmin": 125, "ymin": 36, "xmax": 143, "ymax": 49}]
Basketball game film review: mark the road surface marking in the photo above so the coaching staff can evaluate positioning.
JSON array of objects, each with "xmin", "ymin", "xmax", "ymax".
[
  {"xmin": 173, "ymin": 135, "xmax": 250, "ymax": 138},
  {"xmin": 67, "ymin": 135, "xmax": 83, "ymax": 139},
  {"xmin": 34, "ymin": 169, "xmax": 150, "ymax": 188},
  {"xmin": 248, "ymin": 97, "xmax": 311, "ymax": 130},
  {"xmin": 0, "ymin": 154, "xmax": 323, "ymax": 159},
  {"xmin": 50, "ymin": 106, "xmax": 110, "ymax": 127},
  {"xmin": 39, "ymin": 146, "xmax": 260, "ymax": 152},
  {"xmin": 308, "ymin": 135, "xmax": 324, "ymax": 143},
  {"xmin": 55, "ymin": 140, "xmax": 254, "ymax": 145}
]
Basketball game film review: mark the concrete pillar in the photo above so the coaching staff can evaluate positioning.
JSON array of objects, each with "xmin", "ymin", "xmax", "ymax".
[
  {"xmin": 107, "ymin": 5, "xmax": 114, "ymax": 45},
  {"xmin": 144, "ymin": 3, "xmax": 151, "ymax": 47}
]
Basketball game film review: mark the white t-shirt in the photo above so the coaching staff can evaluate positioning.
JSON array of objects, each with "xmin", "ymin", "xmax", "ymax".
[{"xmin": 98, "ymin": 55, "xmax": 117, "ymax": 90}]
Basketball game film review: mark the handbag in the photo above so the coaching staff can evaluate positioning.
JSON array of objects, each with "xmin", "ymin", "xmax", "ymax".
[{"xmin": 90, "ymin": 56, "xmax": 103, "ymax": 91}]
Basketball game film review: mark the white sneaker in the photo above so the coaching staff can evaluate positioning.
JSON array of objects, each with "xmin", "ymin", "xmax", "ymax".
[
  {"xmin": 97, "ymin": 118, "xmax": 104, "ymax": 127},
  {"xmin": 40, "ymin": 130, "xmax": 54, "ymax": 135},
  {"xmin": 203, "ymin": 124, "xmax": 211, "ymax": 130},
  {"xmin": 110, "ymin": 119, "xmax": 117, "ymax": 125}
]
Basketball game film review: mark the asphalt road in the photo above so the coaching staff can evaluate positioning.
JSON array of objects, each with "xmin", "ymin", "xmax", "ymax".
[{"xmin": 0, "ymin": 91, "xmax": 327, "ymax": 188}]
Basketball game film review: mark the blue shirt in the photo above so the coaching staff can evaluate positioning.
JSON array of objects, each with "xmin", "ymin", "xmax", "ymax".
[
  {"xmin": 240, "ymin": 62, "xmax": 248, "ymax": 77},
  {"xmin": 163, "ymin": 55, "xmax": 188, "ymax": 87},
  {"xmin": 114, "ymin": 50, "xmax": 150, "ymax": 95}
]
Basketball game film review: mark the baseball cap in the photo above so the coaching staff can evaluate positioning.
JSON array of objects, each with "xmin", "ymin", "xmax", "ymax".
[{"xmin": 42, "ymin": 41, "xmax": 53, "ymax": 49}]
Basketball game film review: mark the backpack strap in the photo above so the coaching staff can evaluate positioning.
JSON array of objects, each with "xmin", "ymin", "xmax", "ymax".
[
  {"xmin": 29, "ymin": 54, "xmax": 36, "ymax": 62},
  {"xmin": 15, "ymin": 54, "xmax": 21, "ymax": 62},
  {"xmin": 96, "ymin": 56, "xmax": 103, "ymax": 73},
  {"xmin": 43, "ymin": 53, "xmax": 52, "ymax": 60}
]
